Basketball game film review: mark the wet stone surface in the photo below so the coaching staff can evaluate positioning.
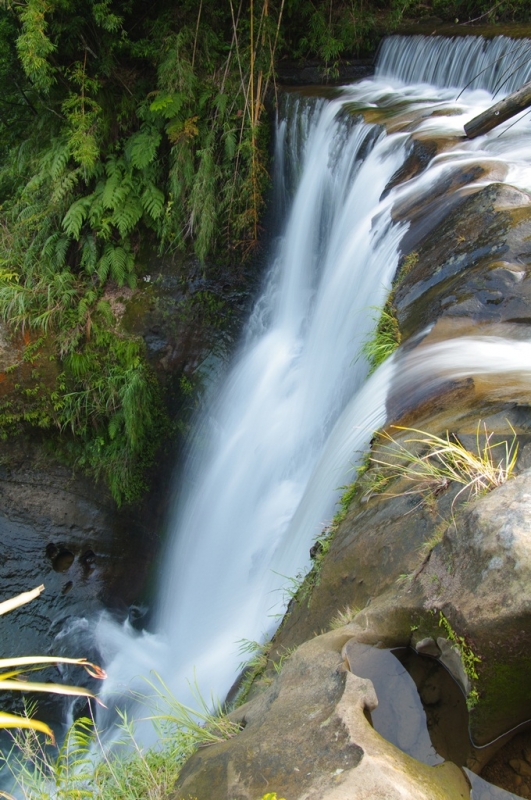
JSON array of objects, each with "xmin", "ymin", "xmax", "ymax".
[{"xmin": 394, "ymin": 184, "xmax": 531, "ymax": 341}]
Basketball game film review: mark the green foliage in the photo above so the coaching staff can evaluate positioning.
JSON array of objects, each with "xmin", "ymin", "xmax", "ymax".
[
  {"xmin": 329, "ymin": 604, "xmax": 361, "ymax": 630},
  {"xmin": 438, "ymin": 611, "xmax": 481, "ymax": 709},
  {"xmin": 286, "ymin": 0, "xmax": 377, "ymax": 65},
  {"xmin": 234, "ymin": 638, "xmax": 273, "ymax": 706},
  {"xmin": 2, "ymin": 0, "xmax": 527, "ymax": 502},
  {"xmin": 4, "ymin": 673, "xmax": 241, "ymax": 799},
  {"xmin": 361, "ymin": 302, "xmax": 401, "ymax": 375},
  {"xmin": 0, "ymin": 0, "xmax": 292, "ymax": 499}
]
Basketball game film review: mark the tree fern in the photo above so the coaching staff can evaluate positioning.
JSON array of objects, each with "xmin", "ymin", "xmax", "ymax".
[
  {"xmin": 80, "ymin": 234, "xmax": 98, "ymax": 275},
  {"xmin": 15, "ymin": 0, "xmax": 56, "ymax": 91},
  {"xmin": 97, "ymin": 243, "xmax": 135, "ymax": 286}
]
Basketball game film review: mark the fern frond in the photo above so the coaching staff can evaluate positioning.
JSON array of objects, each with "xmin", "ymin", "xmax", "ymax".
[
  {"xmin": 102, "ymin": 163, "xmax": 124, "ymax": 210},
  {"xmin": 126, "ymin": 129, "xmax": 161, "ymax": 169},
  {"xmin": 62, "ymin": 196, "xmax": 92, "ymax": 239},
  {"xmin": 149, "ymin": 92, "xmax": 185, "ymax": 118},
  {"xmin": 51, "ymin": 169, "xmax": 81, "ymax": 205},
  {"xmin": 141, "ymin": 182, "xmax": 164, "ymax": 220},
  {"xmin": 112, "ymin": 195, "xmax": 143, "ymax": 238}
]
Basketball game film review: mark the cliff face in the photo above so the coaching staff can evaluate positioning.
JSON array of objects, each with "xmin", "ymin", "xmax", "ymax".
[
  {"xmin": 0, "ymin": 250, "xmax": 255, "ymax": 690},
  {"xmin": 171, "ymin": 105, "xmax": 531, "ymax": 798}
]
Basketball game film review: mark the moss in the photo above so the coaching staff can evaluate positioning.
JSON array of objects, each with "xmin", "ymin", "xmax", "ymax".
[{"xmin": 471, "ymin": 655, "xmax": 531, "ymax": 743}]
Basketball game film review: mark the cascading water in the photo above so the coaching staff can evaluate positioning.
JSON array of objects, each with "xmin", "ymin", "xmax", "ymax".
[
  {"xmin": 97, "ymin": 34, "xmax": 531, "ymax": 736},
  {"xmin": 97, "ymin": 96, "xmax": 409, "ymax": 709},
  {"xmin": 377, "ymin": 34, "xmax": 531, "ymax": 92}
]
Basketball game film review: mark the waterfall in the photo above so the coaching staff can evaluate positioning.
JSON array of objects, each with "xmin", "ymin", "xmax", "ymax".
[
  {"xmin": 97, "ymin": 36, "xmax": 531, "ymax": 720},
  {"xmin": 377, "ymin": 34, "xmax": 531, "ymax": 93}
]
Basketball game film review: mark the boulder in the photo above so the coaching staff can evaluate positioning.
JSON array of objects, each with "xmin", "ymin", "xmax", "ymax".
[{"xmin": 173, "ymin": 630, "xmax": 470, "ymax": 800}]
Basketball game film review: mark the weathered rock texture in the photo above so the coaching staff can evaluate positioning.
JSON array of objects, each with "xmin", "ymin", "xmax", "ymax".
[
  {"xmin": 173, "ymin": 631, "xmax": 470, "ymax": 800},
  {"xmin": 0, "ymin": 436, "xmax": 164, "ymax": 667}
]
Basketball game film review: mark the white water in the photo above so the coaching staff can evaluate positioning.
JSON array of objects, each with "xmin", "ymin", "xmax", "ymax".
[
  {"xmin": 377, "ymin": 34, "xmax": 531, "ymax": 93},
  {"xmin": 97, "ymin": 37, "xmax": 531, "ymax": 718}
]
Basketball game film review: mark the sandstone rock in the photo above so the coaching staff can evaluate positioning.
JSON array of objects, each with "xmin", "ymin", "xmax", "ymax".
[
  {"xmin": 415, "ymin": 636, "xmax": 441, "ymax": 657},
  {"xmin": 173, "ymin": 630, "xmax": 470, "ymax": 800},
  {"xmin": 268, "ymin": 453, "xmax": 531, "ymax": 771}
]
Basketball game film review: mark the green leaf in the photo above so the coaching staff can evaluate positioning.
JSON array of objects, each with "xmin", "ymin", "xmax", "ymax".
[
  {"xmin": 0, "ymin": 711, "xmax": 54, "ymax": 741},
  {"xmin": 112, "ymin": 195, "xmax": 143, "ymax": 238},
  {"xmin": 141, "ymin": 183, "xmax": 165, "ymax": 220},
  {"xmin": 126, "ymin": 129, "xmax": 162, "ymax": 169},
  {"xmin": 62, "ymin": 196, "xmax": 92, "ymax": 239},
  {"xmin": 149, "ymin": 92, "xmax": 185, "ymax": 118}
]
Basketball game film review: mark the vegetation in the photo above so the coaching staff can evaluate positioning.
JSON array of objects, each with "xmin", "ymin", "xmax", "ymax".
[
  {"xmin": 0, "ymin": 583, "xmax": 104, "ymax": 747},
  {"xmin": 0, "ymin": 0, "xmax": 284, "ymax": 503},
  {"xmin": 329, "ymin": 604, "xmax": 361, "ymax": 629},
  {"xmin": 361, "ymin": 302, "xmax": 401, "ymax": 375},
  {"xmin": 367, "ymin": 423, "xmax": 518, "ymax": 508},
  {"xmin": 4, "ymin": 673, "xmax": 241, "ymax": 799},
  {"xmin": 438, "ymin": 611, "xmax": 481, "ymax": 710},
  {"xmin": 1, "ymin": 0, "xmax": 529, "ymax": 502},
  {"xmin": 234, "ymin": 638, "xmax": 273, "ymax": 706}
]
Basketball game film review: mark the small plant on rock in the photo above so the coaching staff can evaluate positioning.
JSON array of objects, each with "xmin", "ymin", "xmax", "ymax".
[
  {"xmin": 361, "ymin": 303, "xmax": 401, "ymax": 374},
  {"xmin": 438, "ymin": 612, "xmax": 481, "ymax": 710},
  {"xmin": 367, "ymin": 422, "xmax": 518, "ymax": 508},
  {"xmin": 329, "ymin": 605, "xmax": 361, "ymax": 630}
]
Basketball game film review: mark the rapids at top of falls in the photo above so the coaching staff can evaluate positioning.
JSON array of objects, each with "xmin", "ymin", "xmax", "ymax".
[{"xmin": 377, "ymin": 34, "xmax": 531, "ymax": 93}]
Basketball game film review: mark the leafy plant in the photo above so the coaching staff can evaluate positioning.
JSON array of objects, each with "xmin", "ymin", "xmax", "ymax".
[
  {"xmin": 137, "ymin": 673, "xmax": 242, "ymax": 748},
  {"xmin": 234, "ymin": 639, "xmax": 273, "ymax": 706},
  {"xmin": 329, "ymin": 605, "xmax": 361, "ymax": 630},
  {"xmin": 417, "ymin": 519, "xmax": 448, "ymax": 558},
  {"xmin": 438, "ymin": 611, "xmax": 481, "ymax": 710},
  {"xmin": 0, "ymin": 584, "xmax": 105, "ymax": 743},
  {"xmin": 272, "ymin": 646, "xmax": 296, "ymax": 675},
  {"xmin": 5, "ymin": 668, "xmax": 243, "ymax": 799}
]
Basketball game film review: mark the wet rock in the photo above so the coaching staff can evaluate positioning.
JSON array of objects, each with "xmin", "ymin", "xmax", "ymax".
[
  {"xmin": 419, "ymin": 679, "xmax": 441, "ymax": 707},
  {"xmin": 52, "ymin": 548, "xmax": 75, "ymax": 573},
  {"xmin": 0, "ymin": 436, "xmax": 163, "ymax": 670},
  {"xmin": 268, "ymin": 443, "xmax": 531, "ymax": 769},
  {"xmin": 416, "ymin": 636, "xmax": 441, "ymax": 657},
  {"xmin": 383, "ymin": 139, "xmax": 438, "ymax": 197},
  {"xmin": 510, "ymin": 760, "xmax": 531, "ymax": 778},
  {"xmin": 418, "ymin": 471, "xmax": 531, "ymax": 747},
  {"xmin": 276, "ymin": 60, "xmax": 374, "ymax": 86},
  {"xmin": 173, "ymin": 631, "xmax": 470, "ymax": 800},
  {"xmin": 395, "ymin": 184, "xmax": 531, "ymax": 342},
  {"xmin": 436, "ymin": 637, "xmax": 470, "ymax": 694}
]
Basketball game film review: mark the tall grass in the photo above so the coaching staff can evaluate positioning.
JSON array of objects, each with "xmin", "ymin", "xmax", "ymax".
[
  {"xmin": 2, "ymin": 673, "xmax": 241, "ymax": 800},
  {"xmin": 368, "ymin": 423, "xmax": 518, "ymax": 507}
]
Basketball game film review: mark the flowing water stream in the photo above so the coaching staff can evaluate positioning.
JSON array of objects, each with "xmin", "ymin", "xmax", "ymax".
[{"xmin": 94, "ymin": 34, "xmax": 531, "ymax": 793}]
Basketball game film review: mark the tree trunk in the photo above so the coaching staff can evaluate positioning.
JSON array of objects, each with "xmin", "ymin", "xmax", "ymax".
[{"xmin": 464, "ymin": 80, "xmax": 531, "ymax": 139}]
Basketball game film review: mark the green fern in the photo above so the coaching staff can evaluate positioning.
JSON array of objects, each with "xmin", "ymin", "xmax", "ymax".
[
  {"xmin": 126, "ymin": 128, "xmax": 162, "ymax": 169},
  {"xmin": 62, "ymin": 197, "xmax": 91, "ymax": 239}
]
